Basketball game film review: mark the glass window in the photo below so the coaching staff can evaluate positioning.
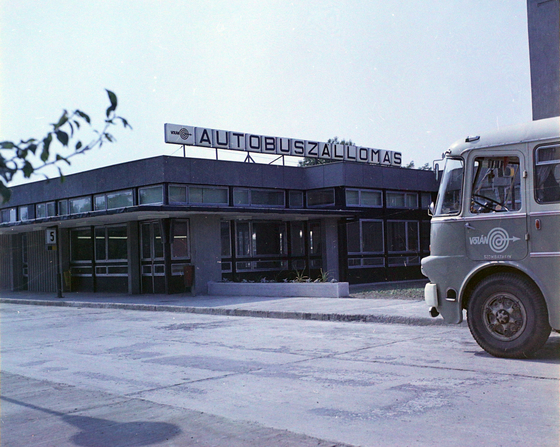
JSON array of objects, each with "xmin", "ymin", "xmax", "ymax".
[
  {"xmin": 94, "ymin": 226, "xmax": 128, "ymax": 261},
  {"xmin": 470, "ymin": 156, "xmax": 521, "ymax": 213},
  {"xmin": 535, "ymin": 144, "xmax": 560, "ymax": 203},
  {"xmin": 169, "ymin": 185, "xmax": 187, "ymax": 204},
  {"xmin": 388, "ymin": 221, "xmax": 406, "ymax": 252},
  {"xmin": 172, "ymin": 220, "xmax": 189, "ymax": 259},
  {"xmin": 434, "ymin": 158, "xmax": 464, "ymax": 216},
  {"xmin": 46, "ymin": 202, "xmax": 56, "ymax": 217},
  {"xmin": 307, "ymin": 189, "xmax": 335, "ymax": 207},
  {"xmin": 347, "ymin": 220, "xmax": 383, "ymax": 254},
  {"xmin": 290, "ymin": 221, "xmax": 306, "ymax": 256},
  {"xmin": 153, "ymin": 224, "xmax": 164, "ymax": 258},
  {"xmin": 387, "ymin": 192, "xmax": 417, "ymax": 208},
  {"xmin": 1, "ymin": 208, "xmax": 16, "ymax": 222},
  {"xmin": 71, "ymin": 228, "xmax": 93, "ymax": 261},
  {"xmin": 94, "ymin": 195, "xmax": 107, "ymax": 211},
  {"xmin": 221, "ymin": 221, "xmax": 231, "ymax": 257},
  {"xmin": 139, "ymin": 186, "xmax": 163, "ymax": 205},
  {"xmin": 189, "ymin": 186, "xmax": 228, "ymax": 204},
  {"xmin": 362, "ymin": 190, "xmax": 383, "ymax": 207},
  {"xmin": 70, "ymin": 197, "xmax": 92, "ymax": 214},
  {"xmin": 95, "ymin": 228, "xmax": 106, "ymax": 261},
  {"xmin": 362, "ymin": 220, "xmax": 384, "ymax": 252},
  {"xmin": 234, "ymin": 221, "xmax": 287, "ymax": 258},
  {"xmin": 107, "ymin": 226, "xmax": 128, "ymax": 260},
  {"xmin": 233, "ymin": 188, "xmax": 283, "ymax": 207},
  {"xmin": 36, "ymin": 203, "xmax": 47, "ymax": 218},
  {"xmin": 405, "ymin": 193, "xmax": 418, "ymax": 208},
  {"xmin": 289, "ymin": 191, "xmax": 304, "ymax": 208},
  {"xmin": 236, "ymin": 222, "xmax": 251, "ymax": 256},
  {"xmin": 346, "ymin": 189, "xmax": 382, "ymax": 207},
  {"xmin": 346, "ymin": 221, "xmax": 361, "ymax": 253},
  {"xmin": 346, "ymin": 190, "xmax": 359, "ymax": 206},
  {"xmin": 233, "ymin": 189, "xmax": 250, "ymax": 206},
  {"xmin": 107, "ymin": 190, "xmax": 133, "ymax": 209},
  {"xmin": 308, "ymin": 221, "xmax": 322, "ymax": 255},
  {"xmin": 251, "ymin": 190, "xmax": 284, "ymax": 207},
  {"xmin": 387, "ymin": 221, "xmax": 419, "ymax": 253},
  {"xmin": 19, "ymin": 206, "xmax": 29, "ymax": 221},
  {"xmin": 58, "ymin": 200, "xmax": 68, "ymax": 216},
  {"xmin": 421, "ymin": 193, "xmax": 432, "ymax": 209},
  {"xmin": 252, "ymin": 222, "xmax": 286, "ymax": 256},
  {"xmin": 141, "ymin": 223, "xmax": 152, "ymax": 259},
  {"xmin": 386, "ymin": 192, "xmax": 405, "ymax": 208},
  {"xmin": 141, "ymin": 222, "xmax": 164, "ymax": 260},
  {"xmin": 421, "ymin": 221, "xmax": 431, "ymax": 252}
]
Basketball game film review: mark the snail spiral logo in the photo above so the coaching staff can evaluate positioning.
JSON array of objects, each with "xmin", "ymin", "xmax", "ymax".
[
  {"xmin": 487, "ymin": 227, "xmax": 511, "ymax": 253},
  {"xmin": 179, "ymin": 128, "xmax": 192, "ymax": 140}
]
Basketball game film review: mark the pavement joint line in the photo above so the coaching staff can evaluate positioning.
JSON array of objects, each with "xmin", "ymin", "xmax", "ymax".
[
  {"xmin": 340, "ymin": 356, "xmax": 560, "ymax": 380},
  {"xmin": 0, "ymin": 297, "xmax": 458, "ymax": 327}
]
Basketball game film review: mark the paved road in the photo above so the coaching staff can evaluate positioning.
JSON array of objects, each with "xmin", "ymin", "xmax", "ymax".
[{"xmin": 1, "ymin": 303, "xmax": 558, "ymax": 446}]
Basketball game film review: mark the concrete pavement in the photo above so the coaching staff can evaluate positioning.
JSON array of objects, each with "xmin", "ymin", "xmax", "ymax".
[{"xmin": 0, "ymin": 281, "xmax": 464, "ymax": 327}]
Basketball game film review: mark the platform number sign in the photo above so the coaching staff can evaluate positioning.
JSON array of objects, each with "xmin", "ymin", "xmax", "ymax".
[{"xmin": 45, "ymin": 228, "xmax": 57, "ymax": 245}]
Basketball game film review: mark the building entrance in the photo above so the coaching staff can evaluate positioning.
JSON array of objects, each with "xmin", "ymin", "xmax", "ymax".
[{"xmin": 140, "ymin": 222, "xmax": 166, "ymax": 293}]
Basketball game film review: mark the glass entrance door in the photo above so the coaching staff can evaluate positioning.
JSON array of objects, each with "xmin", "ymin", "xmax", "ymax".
[{"xmin": 141, "ymin": 222, "xmax": 165, "ymax": 293}]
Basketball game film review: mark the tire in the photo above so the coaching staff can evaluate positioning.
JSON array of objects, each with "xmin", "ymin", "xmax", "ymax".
[{"xmin": 467, "ymin": 273, "xmax": 551, "ymax": 358}]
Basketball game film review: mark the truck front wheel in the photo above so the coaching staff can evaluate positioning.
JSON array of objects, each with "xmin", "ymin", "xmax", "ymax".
[{"xmin": 467, "ymin": 273, "xmax": 551, "ymax": 358}]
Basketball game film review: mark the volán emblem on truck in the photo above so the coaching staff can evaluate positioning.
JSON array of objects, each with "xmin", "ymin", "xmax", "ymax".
[
  {"xmin": 421, "ymin": 117, "xmax": 560, "ymax": 358},
  {"xmin": 468, "ymin": 227, "xmax": 520, "ymax": 253}
]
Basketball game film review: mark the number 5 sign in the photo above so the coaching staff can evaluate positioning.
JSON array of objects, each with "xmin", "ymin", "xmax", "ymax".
[{"xmin": 45, "ymin": 228, "xmax": 57, "ymax": 245}]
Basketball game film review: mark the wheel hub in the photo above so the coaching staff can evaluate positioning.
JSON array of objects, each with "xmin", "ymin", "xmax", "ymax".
[
  {"xmin": 483, "ymin": 294, "xmax": 527, "ymax": 341},
  {"xmin": 495, "ymin": 309, "xmax": 510, "ymax": 324}
]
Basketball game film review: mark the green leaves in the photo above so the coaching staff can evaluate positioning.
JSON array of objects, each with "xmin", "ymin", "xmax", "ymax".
[
  {"xmin": 55, "ymin": 130, "xmax": 69, "ymax": 146},
  {"xmin": 41, "ymin": 134, "xmax": 53, "ymax": 162},
  {"xmin": 106, "ymin": 89, "xmax": 117, "ymax": 118},
  {"xmin": 0, "ymin": 89, "xmax": 131, "ymax": 204}
]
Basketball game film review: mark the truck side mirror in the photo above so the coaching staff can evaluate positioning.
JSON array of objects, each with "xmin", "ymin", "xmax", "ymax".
[{"xmin": 428, "ymin": 202, "xmax": 435, "ymax": 216}]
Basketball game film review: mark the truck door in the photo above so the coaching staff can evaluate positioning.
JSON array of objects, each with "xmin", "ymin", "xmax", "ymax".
[{"xmin": 465, "ymin": 154, "xmax": 528, "ymax": 261}]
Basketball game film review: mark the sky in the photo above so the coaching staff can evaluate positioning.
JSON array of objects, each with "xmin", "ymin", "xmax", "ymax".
[{"xmin": 1, "ymin": 0, "xmax": 531, "ymax": 185}]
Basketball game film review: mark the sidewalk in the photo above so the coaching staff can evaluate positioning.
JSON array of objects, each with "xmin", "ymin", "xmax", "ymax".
[{"xmin": 0, "ymin": 288, "xmax": 465, "ymax": 327}]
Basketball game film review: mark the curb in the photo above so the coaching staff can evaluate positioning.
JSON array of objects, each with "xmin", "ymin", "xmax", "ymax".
[{"xmin": 0, "ymin": 298, "xmax": 463, "ymax": 327}]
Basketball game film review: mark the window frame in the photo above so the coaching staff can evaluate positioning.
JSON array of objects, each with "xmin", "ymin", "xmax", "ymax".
[
  {"xmin": 138, "ymin": 185, "xmax": 163, "ymax": 205},
  {"xmin": 386, "ymin": 191, "xmax": 418, "ymax": 209},
  {"xmin": 233, "ymin": 188, "xmax": 285, "ymax": 208},
  {"xmin": 534, "ymin": 142, "xmax": 560, "ymax": 204},
  {"xmin": 345, "ymin": 189, "xmax": 383, "ymax": 208},
  {"xmin": 387, "ymin": 220, "xmax": 420, "ymax": 254},
  {"xmin": 307, "ymin": 188, "xmax": 335, "ymax": 208}
]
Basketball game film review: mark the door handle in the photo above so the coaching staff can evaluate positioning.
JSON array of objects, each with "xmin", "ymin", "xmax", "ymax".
[{"xmin": 465, "ymin": 223, "xmax": 475, "ymax": 230}]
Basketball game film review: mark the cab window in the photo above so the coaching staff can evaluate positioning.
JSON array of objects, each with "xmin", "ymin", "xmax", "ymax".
[
  {"xmin": 535, "ymin": 144, "xmax": 560, "ymax": 203},
  {"xmin": 470, "ymin": 156, "xmax": 521, "ymax": 213},
  {"xmin": 434, "ymin": 158, "xmax": 463, "ymax": 216}
]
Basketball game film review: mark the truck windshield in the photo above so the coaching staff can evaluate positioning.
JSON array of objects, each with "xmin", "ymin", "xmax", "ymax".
[{"xmin": 434, "ymin": 158, "xmax": 464, "ymax": 216}]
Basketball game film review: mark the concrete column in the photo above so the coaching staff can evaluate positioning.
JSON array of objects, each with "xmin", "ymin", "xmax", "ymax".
[
  {"xmin": 0, "ymin": 235, "xmax": 13, "ymax": 290},
  {"xmin": 60, "ymin": 228, "xmax": 71, "ymax": 292},
  {"xmin": 190, "ymin": 215, "xmax": 222, "ymax": 295},
  {"xmin": 127, "ymin": 222, "xmax": 141, "ymax": 294},
  {"xmin": 10, "ymin": 234, "xmax": 23, "ymax": 291},
  {"xmin": 322, "ymin": 218, "xmax": 340, "ymax": 282}
]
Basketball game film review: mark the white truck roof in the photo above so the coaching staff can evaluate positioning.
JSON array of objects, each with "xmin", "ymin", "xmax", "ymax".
[{"xmin": 447, "ymin": 117, "xmax": 560, "ymax": 157}]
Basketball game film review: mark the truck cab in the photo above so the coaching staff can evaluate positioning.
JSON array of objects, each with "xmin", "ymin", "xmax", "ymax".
[{"xmin": 421, "ymin": 117, "xmax": 560, "ymax": 358}]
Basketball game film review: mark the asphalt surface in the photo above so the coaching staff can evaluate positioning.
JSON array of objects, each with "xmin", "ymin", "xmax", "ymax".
[{"xmin": 0, "ymin": 281, "xmax": 461, "ymax": 327}]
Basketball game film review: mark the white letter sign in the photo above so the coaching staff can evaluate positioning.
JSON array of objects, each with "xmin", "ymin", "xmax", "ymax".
[{"xmin": 164, "ymin": 123, "xmax": 403, "ymax": 167}]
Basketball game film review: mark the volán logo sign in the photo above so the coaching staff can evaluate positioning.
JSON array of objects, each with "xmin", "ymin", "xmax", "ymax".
[
  {"xmin": 164, "ymin": 124, "xmax": 402, "ymax": 167},
  {"xmin": 469, "ymin": 227, "xmax": 521, "ymax": 254}
]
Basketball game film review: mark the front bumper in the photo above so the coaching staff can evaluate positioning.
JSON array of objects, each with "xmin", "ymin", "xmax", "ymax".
[
  {"xmin": 424, "ymin": 282, "xmax": 438, "ymax": 308},
  {"xmin": 421, "ymin": 255, "xmax": 465, "ymax": 324}
]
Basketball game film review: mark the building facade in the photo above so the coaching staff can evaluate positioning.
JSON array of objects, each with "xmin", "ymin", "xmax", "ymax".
[{"xmin": 0, "ymin": 156, "xmax": 437, "ymax": 295}]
